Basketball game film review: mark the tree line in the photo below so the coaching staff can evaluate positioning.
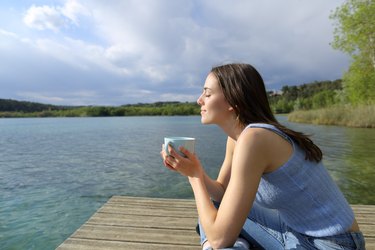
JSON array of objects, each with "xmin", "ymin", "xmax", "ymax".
[
  {"xmin": 0, "ymin": 78, "xmax": 345, "ymax": 118},
  {"xmin": 268, "ymin": 79, "xmax": 343, "ymax": 113},
  {"xmin": 0, "ymin": 100, "xmax": 201, "ymax": 117}
]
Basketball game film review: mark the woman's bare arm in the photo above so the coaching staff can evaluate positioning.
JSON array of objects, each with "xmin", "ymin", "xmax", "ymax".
[
  {"xmin": 189, "ymin": 129, "xmax": 268, "ymax": 248},
  {"xmin": 203, "ymin": 136, "xmax": 235, "ymax": 202}
]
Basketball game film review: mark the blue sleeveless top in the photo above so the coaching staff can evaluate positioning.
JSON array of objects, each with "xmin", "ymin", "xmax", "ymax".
[{"xmin": 245, "ymin": 123, "xmax": 354, "ymax": 237}]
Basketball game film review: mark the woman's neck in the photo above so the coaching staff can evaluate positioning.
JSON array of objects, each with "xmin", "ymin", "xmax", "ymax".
[{"xmin": 219, "ymin": 120, "xmax": 245, "ymax": 141}]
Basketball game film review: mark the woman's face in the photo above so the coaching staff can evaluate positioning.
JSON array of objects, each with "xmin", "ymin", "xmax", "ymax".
[{"xmin": 197, "ymin": 73, "xmax": 233, "ymax": 125}]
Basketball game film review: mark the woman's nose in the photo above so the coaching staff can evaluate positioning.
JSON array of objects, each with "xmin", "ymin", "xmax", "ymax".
[{"xmin": 197, "ymin": 94, "xmax": 203, "ymax": 106}]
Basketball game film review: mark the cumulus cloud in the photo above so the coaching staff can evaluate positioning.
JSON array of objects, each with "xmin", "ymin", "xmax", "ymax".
[
  {"xmin": 62, "ymin": 0, "xmax": 90, "ymax": 25},
  {"xmin": 0, "ymin": 0, "xmax": 349, "ymax": 105},
  {"xmin": 23, "ymin": 0, "xmax": 89, "ymax": 32}
]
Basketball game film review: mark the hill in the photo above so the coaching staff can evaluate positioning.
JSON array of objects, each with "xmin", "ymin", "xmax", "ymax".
[{"xmin": 0, "ymin": 99, "xmax": 74, "ymax": 112}]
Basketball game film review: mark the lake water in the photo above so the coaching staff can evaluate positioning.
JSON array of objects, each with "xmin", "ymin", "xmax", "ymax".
[{"xmin": 1, "ymin": 116, "xmax": 374, "ymax": 249}]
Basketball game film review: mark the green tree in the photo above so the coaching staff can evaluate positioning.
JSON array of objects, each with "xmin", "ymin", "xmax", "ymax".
[
  {"xmin": 311, "ymin": 90, "xmax": 336, "ymax": 109},
  {"xmin": 330, "ymin": 0, "xmax": 375, "ymax": 104}
]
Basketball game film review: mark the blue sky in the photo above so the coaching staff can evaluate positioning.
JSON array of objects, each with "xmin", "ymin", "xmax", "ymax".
[{"xmin": 0, "ymin": 0, "xmax": 349, "ymax": 106}]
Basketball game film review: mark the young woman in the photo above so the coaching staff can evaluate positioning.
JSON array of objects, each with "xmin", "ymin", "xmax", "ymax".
[{"xmin": 161, "ymin": 63, "xmax": 365, "ymax": 249}]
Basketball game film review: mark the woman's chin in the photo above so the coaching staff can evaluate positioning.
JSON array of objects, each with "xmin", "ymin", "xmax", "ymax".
[{"xmin": 200, "ymin": 117, "xmax": 212, "ymax": 125}]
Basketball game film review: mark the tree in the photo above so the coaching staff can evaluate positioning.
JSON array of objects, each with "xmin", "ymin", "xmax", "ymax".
[
  {"xmin": 343, "ymin": 54, "xmax": 375, "ymax": 103},
  {"xmin": 330, "ymin": 0, "xmax": 375, "ymax": 104}
]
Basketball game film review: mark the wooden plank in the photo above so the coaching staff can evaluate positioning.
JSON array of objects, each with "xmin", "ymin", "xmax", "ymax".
[
  {"xmin": 57, "ymin": 196, "xmax": 375, "ymax": 250},
  {"xmin": 108, "ymin": 196, "xmax": 197, "ymax": 208},
  {"xmin": 70, "ymin": 224, "xmax": 198, "ymax": 245},
  {"xmin": 57, "ymin": 238, "xmax": 200, "ymax": 250},
  {"xmin": 352, "ymin": 205, "xmax": 375, "ymax": 249},
  {"xmin": 98, "ymin": 205, "xmax": 197, "ymax": 218},
  {"xmin": 87, "ymin": 213, "xmax": 197, "ymax": 229},
  {"xmin": 352, "ymin": 205, "xmax": 375, "ymax": 212}
]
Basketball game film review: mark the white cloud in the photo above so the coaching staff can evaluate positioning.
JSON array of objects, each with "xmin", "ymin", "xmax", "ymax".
[
  {"xmin": 0, "ymin": 28, "xmax": 18, "ymax": 38},
  {"xmin": 23, "ymin": 0, "xmax": 89, "ymax": 32},
  {"xmin": 1, "ymin": 0, "xmax": 350, "ymax": 105},
  {"xmin": 23, "ymin": 5, "xmax": 66, "ymax": 32},
  {"xmin": 159, "ymin": 93, "xmax": 198, "ymax": 103},
  {"xmin": 62, "ymin": 0, "xmax": 90, "ymax": 25},
  {"xmin": 17, "ymin": 92, "xmax": 66, "ymax": 104},
  {"xmin": 17, "ymin": 90, "xmax": 101, "ymax": 106}
]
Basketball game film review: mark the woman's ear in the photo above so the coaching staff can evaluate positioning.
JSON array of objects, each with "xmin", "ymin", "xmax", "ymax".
[{"xmin": 228, "ymin": 105, "xmax": 237, "ymax": 111}]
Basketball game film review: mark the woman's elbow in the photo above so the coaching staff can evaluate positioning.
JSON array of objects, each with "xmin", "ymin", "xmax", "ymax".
[{"xmin": 209, "ymin": 237, "xmax": 236, "ymax": 249}]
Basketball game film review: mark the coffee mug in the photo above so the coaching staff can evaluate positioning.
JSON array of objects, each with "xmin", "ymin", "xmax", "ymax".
[{"xmin": 164, "ymin": 137, "xmax": 195, "ymax": 157}]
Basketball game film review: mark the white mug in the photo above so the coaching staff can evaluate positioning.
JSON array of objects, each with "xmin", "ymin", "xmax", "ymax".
[{"xmin": 164, "ymin": 137, "xmax": 195, "ymax": 157}]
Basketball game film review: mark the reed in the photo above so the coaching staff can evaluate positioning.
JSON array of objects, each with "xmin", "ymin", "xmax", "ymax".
[{"xmin": 288, "ymin": 105, "xmax": 375, "ymax": 128}]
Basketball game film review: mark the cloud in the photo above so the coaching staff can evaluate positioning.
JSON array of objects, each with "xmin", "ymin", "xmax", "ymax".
[
  {"xmin": 17, "ymin": 90, "xmax": 99, "ymax": 106},
  {"xmin": 23, "ymin": 0, "xmax": 89, "ymax": 32},
  {"xmin": 0, "ymin": 28, "xmax": 18, "ymax": 38},
  {"xmin": 62, "ymin": 0, "xmax": 90, "ymax": 25},
  {"xmin": 0, "ymin": 0, "xmax": 349, "ymax": 105},
  {"xmin": 23, "ymin": 5, "xmax": 66, "ymax": 32}
]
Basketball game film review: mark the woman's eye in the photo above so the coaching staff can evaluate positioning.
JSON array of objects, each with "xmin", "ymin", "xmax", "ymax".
[{"xmin": 205, "ymin": 95, "xmax": 211, "ymax": 97}]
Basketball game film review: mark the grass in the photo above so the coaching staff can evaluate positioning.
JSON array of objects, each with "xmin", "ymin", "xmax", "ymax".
[{"xmin": 288, "ymin": 105, "xmax": 375, "ymax": 128}]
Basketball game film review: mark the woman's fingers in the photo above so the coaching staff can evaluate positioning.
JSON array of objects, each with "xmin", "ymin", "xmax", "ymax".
[
  {"xmin": 165, "ymin": 159, "xmax": 177, "ymax": 171},
  {"xmin": 179, "ymin": 146, "xmax": 193, "ymax": 158},
  {"xmin": 161, "ymin": 144, "xmax": 197, "ymax": 177},
  {"xmin": 160, "ymin": 144, "xmax": 177, "ymax": 171},
  {"xmin": 167, "ymin": 145, "xmax": 182, "ymax": 160},
  {"xmin": 166, "ymin": 149, "xmax": 184, "ymax": 171}
]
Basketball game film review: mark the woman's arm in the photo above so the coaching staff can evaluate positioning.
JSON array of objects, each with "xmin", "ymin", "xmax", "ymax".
[
  {"xmin": 203, "ymin": 136, "xmax": 235, "ymax": 202},
  {"xmin": 188, "ymin": 129, "xmax": 269, "ymax": 248}
]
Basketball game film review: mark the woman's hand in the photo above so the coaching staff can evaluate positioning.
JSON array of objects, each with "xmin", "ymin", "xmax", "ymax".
[
  {"xmin": 160, "ymin": 144, "xmax": 177, "ymax": 171},
  {"xmin": 160, "ymin": 144, "xmax": 203, "ymax": 178}
]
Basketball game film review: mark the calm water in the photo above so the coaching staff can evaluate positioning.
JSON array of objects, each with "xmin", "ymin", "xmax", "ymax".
[{"xmin": 0, "ymin": 116, "xmax": 374, "ymax": 249}]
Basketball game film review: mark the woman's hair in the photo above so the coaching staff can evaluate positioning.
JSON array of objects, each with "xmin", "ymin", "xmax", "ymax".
[{"xmin": 210, "ymin": 63, "xmax": 322, "ymax": 162}]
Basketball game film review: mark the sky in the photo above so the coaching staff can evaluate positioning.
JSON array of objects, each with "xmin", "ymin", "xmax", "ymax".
[{"xmin": 0, "ymin": 0, "xmax": 349, "ymax": 106}]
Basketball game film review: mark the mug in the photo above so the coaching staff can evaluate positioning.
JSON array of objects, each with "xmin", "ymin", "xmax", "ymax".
[{"xmin": 164, "ymin": 137, "xmax": 195, "ymax": 157}]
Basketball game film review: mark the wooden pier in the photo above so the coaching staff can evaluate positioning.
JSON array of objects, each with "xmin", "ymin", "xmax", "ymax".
[{"xmin": 57, "ymin": 196, "xmax": 374, "ymax": 249}]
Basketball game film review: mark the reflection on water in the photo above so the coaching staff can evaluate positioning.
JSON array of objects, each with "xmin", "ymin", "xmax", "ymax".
[
  {"xmin": 340, "ymin": 127, "xmax": 375, "ymax": 204},
  {"xmin": 279, "ymin": 115, "xmax": 375, "ymax": 204}
]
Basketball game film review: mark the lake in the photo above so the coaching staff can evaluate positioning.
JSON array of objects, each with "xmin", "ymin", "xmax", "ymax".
[{"xmin": 0, "ymin": 116, "xmax": 374, "ymax": 249}]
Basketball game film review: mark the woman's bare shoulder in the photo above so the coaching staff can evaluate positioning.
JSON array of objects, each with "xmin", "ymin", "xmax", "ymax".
[
  {"xmin": 238, "ymin": 126, "xmax": 293, "ymax": 172},
  {"xmin": 237, "ymin": 127, "xmax": 274, "ymax": 146}
]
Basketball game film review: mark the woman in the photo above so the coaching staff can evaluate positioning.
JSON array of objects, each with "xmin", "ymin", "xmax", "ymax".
[{"xmin": 160, "ymin": 63, "xmax": 365, "ymax": 249}]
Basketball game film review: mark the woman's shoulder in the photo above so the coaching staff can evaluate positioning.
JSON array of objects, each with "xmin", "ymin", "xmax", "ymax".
[
  {"xmin": 238, "ymin": 125, "xmax": 293, "ymax": 157},
  {"xmin": 238, "ymin": 124, "xmax": 294, "ymax": 172},
  {"xmin": 239, "ymin": 124, "xmax": 280, "ymax": 142},
  {"xmin": 237, "ymin": 127, "xmax": 275, "ymax": 152},
  {"xmin": 242, "ymin": 123, "xmax": 291, "ymax": 145}
]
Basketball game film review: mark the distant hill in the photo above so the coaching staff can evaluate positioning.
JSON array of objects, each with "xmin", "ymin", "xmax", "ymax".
[{"xmin": 0, "ymin": 99, "xmax": 74, "ymax": 112}]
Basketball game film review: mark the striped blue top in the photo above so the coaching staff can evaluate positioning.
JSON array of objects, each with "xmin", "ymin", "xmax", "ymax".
[{"xmin": 246, "ymin": 123, "xmax": 354, "ymax": 237}]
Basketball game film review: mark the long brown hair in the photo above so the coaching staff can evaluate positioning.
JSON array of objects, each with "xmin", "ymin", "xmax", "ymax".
[{"xmin": 211, "ymin": 63, "xmax": 322, "ymax": 162}]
